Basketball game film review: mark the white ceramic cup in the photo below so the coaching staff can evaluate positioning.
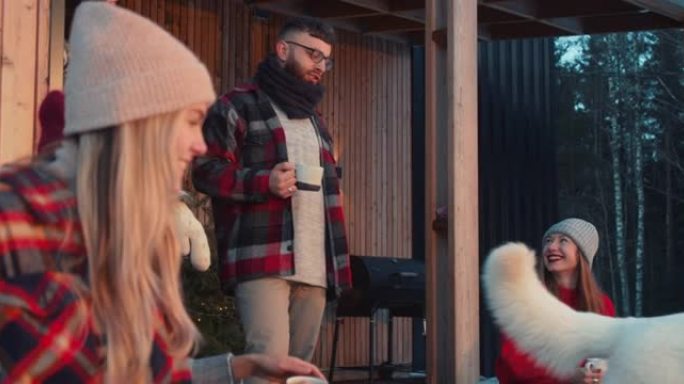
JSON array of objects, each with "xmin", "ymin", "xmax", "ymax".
[
  {"xmin": 295, "ymin": 163, "xmax": 324, "ymax": 191},
  {"xmin": 285, "ymin": 376, "xmax": 328, "ymax": 384},
  {"xmin": 584, "ymin": 357, "xmax": 608, "ymax": 374}
]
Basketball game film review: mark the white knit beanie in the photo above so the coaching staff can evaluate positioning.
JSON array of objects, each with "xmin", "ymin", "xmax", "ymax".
[
  {"xmin": 65, "ymin": 2, "xmax": 216, "ymax": 135},
  {"xmin": 543, "ymin": 218, "xmax": 599, "ymax": 267}
]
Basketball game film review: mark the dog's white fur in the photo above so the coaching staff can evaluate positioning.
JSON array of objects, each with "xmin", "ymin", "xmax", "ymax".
[{"xmin": 483, "ymin": 242, "xmax": 684, "ymax": 384}]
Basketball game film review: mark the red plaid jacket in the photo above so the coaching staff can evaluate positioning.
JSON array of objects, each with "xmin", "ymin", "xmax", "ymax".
[
  {"xmin": 192, "ymin": 83, "xmax": 352, "ymax": 297},
  {"xmin": 0, "ymin": 164, "xmax": 191, "ymax": 383}
]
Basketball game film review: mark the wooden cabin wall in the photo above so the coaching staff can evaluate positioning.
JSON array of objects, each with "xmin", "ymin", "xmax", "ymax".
[
  {"xmin": 0, "ymin": 0, "xmax": 57, "ymax": 164},
  {"xmin": 315, "ymin": 30, "xmax": 414, "ymax": 369},
  {"xmin": 117, "ymin": 0, "xmax": 414, "ymax": 369}
]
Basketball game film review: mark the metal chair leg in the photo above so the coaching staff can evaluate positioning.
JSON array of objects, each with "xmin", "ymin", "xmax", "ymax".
[
  {"xmin": 329, "ymin": 317, "xmax": 342, "ymax": 382},
  {"xmin": 388, "ymin": 315, "xmax": 393, "ymax": 365},
  {"xmin": 369, "ymin": 311, "xmax": 376, "ymax": 383}
]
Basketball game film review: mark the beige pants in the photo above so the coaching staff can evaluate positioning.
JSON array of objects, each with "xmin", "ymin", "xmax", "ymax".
[{"xmin": 235, "ymin": 278, "xmax": 326, "ymax": 384}]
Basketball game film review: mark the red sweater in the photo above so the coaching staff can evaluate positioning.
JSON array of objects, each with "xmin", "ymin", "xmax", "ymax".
[{"xmin": 495, "ymin": 287, "xmax": 616, "ymax": 384}]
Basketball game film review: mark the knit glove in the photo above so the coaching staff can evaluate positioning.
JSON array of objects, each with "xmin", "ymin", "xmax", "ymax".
[{"xmin": 174, "ymin": 199, "xmax": 211, "ymax": 271}]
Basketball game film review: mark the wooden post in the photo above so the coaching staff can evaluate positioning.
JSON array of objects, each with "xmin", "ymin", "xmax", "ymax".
[
  {"xmin": 447, "ymin": 0, "xmax": 479, "ymax": 381},
  {"xmin": 425, "ymin": 0, "xmax": 479, "ymax": 382},
  {"xmin": 49, "ymin": 0, "xmax": 66, "ymax": 91},
  {"xmin": 35, "ymin": 0, "xmax": 53, "ymax": 150},
  {"xmin": 0, "ymin": 0, "xmax": 61, "ymax": 161},
  {"xmin": 424, "ymin": 0, "xmax": 446, "ymax": 381},
  {"xmin": 1, "ymin": 0, "xmax": 40, "ymax": 164}
]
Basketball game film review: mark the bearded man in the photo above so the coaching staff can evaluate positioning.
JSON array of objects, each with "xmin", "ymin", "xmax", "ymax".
[{"xmin": 192, "ymin": 18, "xmax": 351, "ymax": 383}]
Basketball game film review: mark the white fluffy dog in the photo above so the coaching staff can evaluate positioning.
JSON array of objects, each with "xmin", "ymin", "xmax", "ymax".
[{"xmin": 482, "ymin": 242, "xmax": 684, "ymax": 384}]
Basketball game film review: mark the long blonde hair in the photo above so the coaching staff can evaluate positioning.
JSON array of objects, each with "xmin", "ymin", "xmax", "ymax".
[{"xmin": 71, "ymin": 112, "xmax": 199, "ymax": 382}]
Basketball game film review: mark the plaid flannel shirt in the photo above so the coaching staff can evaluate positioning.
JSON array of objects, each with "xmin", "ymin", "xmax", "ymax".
[
  {"xmin": 0, "ymin": 164, "xmax": 192, "ymax": 383},
  {"xmin": 192, "ymin": 83, "xmax": 352, "ymax": 297}
]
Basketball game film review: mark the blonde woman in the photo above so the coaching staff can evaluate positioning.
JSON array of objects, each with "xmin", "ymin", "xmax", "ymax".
[{"xmin": 0, "ymin": 3, "xmax": 323, "ymax": 383}]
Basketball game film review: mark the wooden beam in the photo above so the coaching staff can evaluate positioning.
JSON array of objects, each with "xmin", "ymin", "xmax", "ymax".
[
  {"xmin": 308, "ymin": 1, "xmax": 382, "ymax": 19},
  {"xmin": 426, "ymin": 0, "xmax": 479, "ymax": 382},
  {"xmin": 481, "ymin": 0, "xmax": 585, "ymax": 35},
  {"xmin": 535, "ymin": 0, "xmax": 641, "ymax": 18},
  {"xmin": 390, "ymin": 0, "xmax": 426, "ymax": 11},
  {"xmin": 339, "ymin": 0, "xmax": 426, "ymax": 23},
  {"xmin": 48, "ymin": 0, "xmax": 65, "ymax": 91},
  {"xmin": 424, "ymin": 0, "xmax": 447, "ymax": 382},
  {"xmin": 393, "ymin": 9, "xmax": 426, "ymax": 22},
  {"xmin": 481, "ymin": 11, "xmax": 680, "ymax": 39},
  {"xmin": 247, "ymin": 0, "xmax": 288, "ymax": 4},
  {"xmin": 0, "ymin": 0, "xmax": 3, "ymax": 137},
  {"xmin": 483, "ymin": 20, "xmax": 572, "ymax": 39},
  {"xmin": 338, "ymin": 0, "xmax": 391, "ymax": 13},
  {"xmin": 480, "ymin": 0, "xmax": 537, "ymax": 19},
  {"xmin": 542, "ymin": 16, "xmax": 584, "ymax": 34},
  {"xmin": 624, "ymin": 0, "xmax": 684, "ymax": 21},
  {"xmin": 362, "ymin": 15, "xmax": 424, "ymax": 32},
  {"xmin": 35, "ymin": 0, "xmax": 51, "ymax": 151},
  {"xmin": 246, "ymin": 1, "xmax": 308, "ymax": 19},
  {"xmin": 1, "ymin": 0, "xmax": 39, "ymax": 164},
  {"xmin": 477, "ymin": 0, "xmax": 683, "ymax": 38},
  {"xmin": 583, "ymin": 11, "xmax": 682, "ymax": 32},
  {"xmin": 368, "ymin": 30, "xmax": 419, "ymax": 43},
  {"xmin": 221, "ymin": 0, "xmax": 231, "ymax": 93},
  {"xmin": 478, "ymin": 5, "xmax": 526, "ymax": 23},
  {"xmin": 445, "ymin": 0, "xmax": 479, "ymax": 381}
]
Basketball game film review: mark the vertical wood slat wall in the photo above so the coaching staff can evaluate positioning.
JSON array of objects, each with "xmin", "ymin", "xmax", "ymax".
[
  {"xmin": 0, "ymin": 0, "xmax": 53, "ymax": 164},
  {"xmin": 117, "ymin": 0, "xmax": 414, "ymax": 368}
]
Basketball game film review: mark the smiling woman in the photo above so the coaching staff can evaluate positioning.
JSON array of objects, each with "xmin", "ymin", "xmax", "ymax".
[{"xmin": 495, "ymin": 218, "xmax": 616, "ymax": 384}]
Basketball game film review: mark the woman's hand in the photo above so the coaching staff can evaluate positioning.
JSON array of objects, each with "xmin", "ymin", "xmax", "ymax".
[
  {"xmin": 231, "ymin": 354, "xmax": 325, "ymax": 383},
  {"xmin": 574, "ymin": 366, "xmax": 605, "ymax": 384}
]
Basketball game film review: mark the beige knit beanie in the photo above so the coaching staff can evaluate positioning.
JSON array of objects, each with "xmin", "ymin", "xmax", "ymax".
[
  {"xmin": 543, "ymin": 218, "xmax": 599, "ymax": 267},
  {"xmin": 65, "ymin": 2, "xmax": 216, "ymax": 135}
]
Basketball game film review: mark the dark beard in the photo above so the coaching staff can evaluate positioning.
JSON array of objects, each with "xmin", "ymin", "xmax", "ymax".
[
  {"xmin": 254, "ymin": 53, "xmax": 325, "ymax": 119},
  {"xmin": 284, "ymin": 55, "xmax": 319, "ymax": 84}
]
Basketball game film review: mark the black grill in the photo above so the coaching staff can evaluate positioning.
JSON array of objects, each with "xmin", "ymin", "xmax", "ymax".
[
  {"xmin": 337, "ymin": 255, "xmax": 425, "ymax": 317},
  {"xmin": 329, "ymin": 255, "xmax": 426, "ymax": 382}
]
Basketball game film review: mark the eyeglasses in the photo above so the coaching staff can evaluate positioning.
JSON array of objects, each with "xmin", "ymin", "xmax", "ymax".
[{"xmin": 285, "ymin": 41, "xmax": 334, "ymax": 70}]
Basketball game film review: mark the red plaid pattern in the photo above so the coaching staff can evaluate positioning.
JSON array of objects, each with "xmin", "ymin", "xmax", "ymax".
[
  {"xmin": 0, "ymin": 165, "xmax": 191, "ymax": 383},
  {"xmin": 192, "ymin": 83, "xmax": 352, "ymax": 297}
]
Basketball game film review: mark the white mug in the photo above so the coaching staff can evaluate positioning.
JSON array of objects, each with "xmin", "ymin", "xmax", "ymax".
[
  {"xmin": 286, "ymin": 376, "xmax": 328, "ymax": 384},
  {"xmin": 295, "ymin": 163, "xmax": 324, "ymax": 191},
  {"xmin": 584, "ymin": 357, "xmax": 608, "ymax": 374}
]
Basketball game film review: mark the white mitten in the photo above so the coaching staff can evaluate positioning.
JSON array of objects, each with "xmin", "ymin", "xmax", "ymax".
[{"xmin": 174, "ymin": 201, "xmax": 211, "ymax": 271}]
